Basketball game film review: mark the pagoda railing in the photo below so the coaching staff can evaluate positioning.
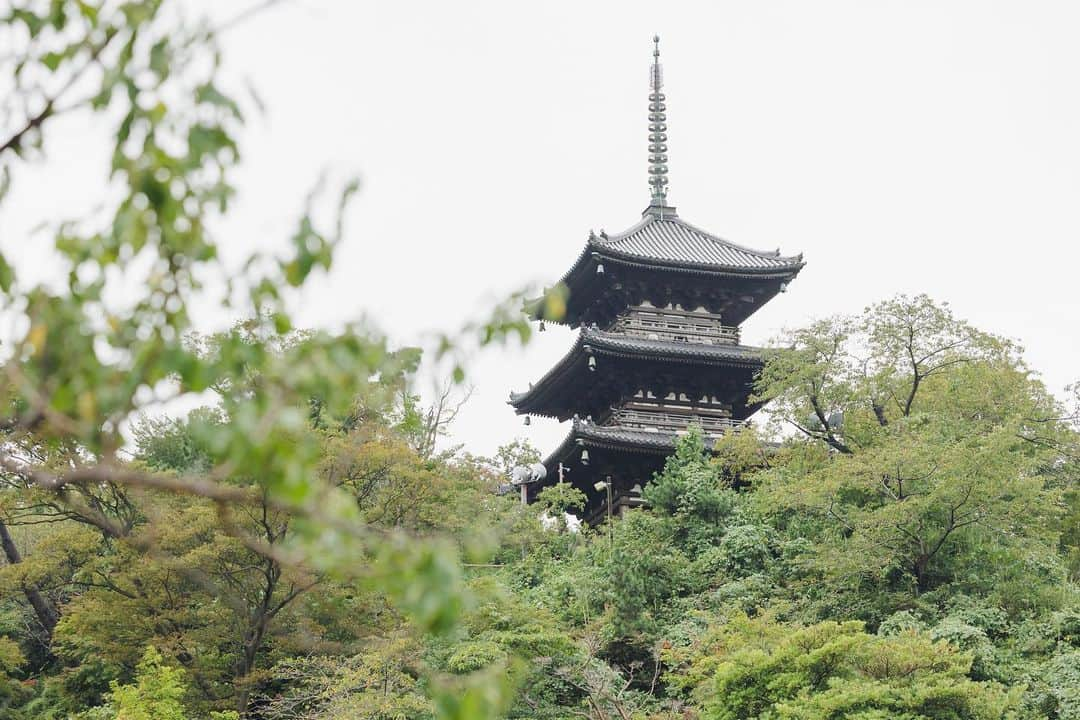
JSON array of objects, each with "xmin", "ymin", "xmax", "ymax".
[
  {"xmin": 611, "ymin": 307, "xmax": 740, "ymax": 345},
  {"xmin": 606, "ymin": 407, "xmax": 743, "ymax": 436}
]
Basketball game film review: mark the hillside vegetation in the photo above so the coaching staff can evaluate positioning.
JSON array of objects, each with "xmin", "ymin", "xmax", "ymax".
[{"xmin": 1, "ymin": 3, "xmax": 1077, "ymax": 719}]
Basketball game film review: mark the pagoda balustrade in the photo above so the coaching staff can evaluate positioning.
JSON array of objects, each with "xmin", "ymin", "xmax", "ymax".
[
  {"xmin": 610, "ymin": 305, "xmax": 740, "ymax": 345},
  {"xmin": 604, "ymin": 406, "xmax": 744, "ymax": 436}
]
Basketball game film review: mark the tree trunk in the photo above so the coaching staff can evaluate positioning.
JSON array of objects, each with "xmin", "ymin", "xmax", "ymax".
[
  {"xmin": 234, "ymin": 557, "xmax": 281, "ymax": 715},
  {"xmin": 234, "ymin": 620, "xmax": 267, "ymax": 716},
  {"xmin": 0, "ymin": 519, "xmax": 60, "ymax": 640},
  {"xmin": 913, "ymin": 555, "xmax": 930, "ymax": 594}
]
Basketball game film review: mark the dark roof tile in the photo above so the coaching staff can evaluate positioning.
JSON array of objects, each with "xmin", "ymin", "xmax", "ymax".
[{"xmin": 594, "ymin": 214, "xmax": 802, "ymax": 271}]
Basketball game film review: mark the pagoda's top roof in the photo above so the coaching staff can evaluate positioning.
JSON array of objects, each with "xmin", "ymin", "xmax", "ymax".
[
  {"xmin": 587, "ymin": 207, "xmax": 804, "ymax": 275},
  {"xmin": 531, "ymin": 206, "xmax": 805, "ymax": 329}
]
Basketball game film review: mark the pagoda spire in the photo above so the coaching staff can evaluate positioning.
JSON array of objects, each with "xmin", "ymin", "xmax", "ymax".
[{"xmin": 648, "ymin": 34, "xmax": 670, "ymax": 206}]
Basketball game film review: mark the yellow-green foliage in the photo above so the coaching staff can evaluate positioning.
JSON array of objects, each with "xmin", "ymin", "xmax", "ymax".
[
  {"xmin": 669, "ymin": 613, "xmax": 1020, "ymax": 720},
  {"xmin": 1, "ymin": 13, "xmax": 1078, "ymax": 717},
  {"xmin": 91, "ymin": 647, "xmax": 239, "ymax": 720}
]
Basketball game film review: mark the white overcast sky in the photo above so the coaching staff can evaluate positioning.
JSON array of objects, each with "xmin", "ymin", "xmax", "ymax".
[{"xmin": 4, "ymin": 1, "xmax": 1079, "ymax": 458}]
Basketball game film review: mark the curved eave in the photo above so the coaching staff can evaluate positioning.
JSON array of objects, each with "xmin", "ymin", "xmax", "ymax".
[
  {"xmin": 543, "ymin": 425, "xmax": 665, "ymax": 471},
  {"xmin": 508, "ymin": 332, "xmax": 588, "ymax": 412},
  {"xmin": 526, "ymin": 243, "xmax": 592, "ymax": 323},
  {"xmin": 545, "ymin": 422, "xmax": 775, "ymax": 464},
  {"xmin": 508, "ymin": 329, "xmax": 764, "ymax": 416},
  {"xmin": 531, "ymin": 243, "xmax": 804, "ymax": 326},
  {"xmin": 544, "ymin": 419, "xmax": 695, "ymax": 464},
  {"xmin": 596, "ymin": 243, "xmax": 805, "ymax": 277},
  {"xmin": 591, "ymin": 212, "xmax": 807, "ymax": 278},
  {"xmin": 529, "ymin": 419, "xmax": 719, "ymax": 501},
  {"xmin": 609, "ymin": 212, "xmax": 806, "ymax": 270}
]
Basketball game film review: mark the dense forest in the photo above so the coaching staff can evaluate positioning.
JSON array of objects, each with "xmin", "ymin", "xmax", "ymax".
[{"xmin": 1, "ymin": 3, "xmax": 1079, "ymax": 719}]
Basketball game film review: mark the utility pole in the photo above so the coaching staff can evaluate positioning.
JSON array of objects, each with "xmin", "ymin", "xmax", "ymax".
[
  {"xmin": 593, "ymin": 476, "xmax": 615, "ymax": 552},
  {"xmin": 605, "ymin": 475, "xmax": 613, "ymax": 550},
  {"xmin": 521, "ymin": 463, "xmax": 568, "ymax": 506}
]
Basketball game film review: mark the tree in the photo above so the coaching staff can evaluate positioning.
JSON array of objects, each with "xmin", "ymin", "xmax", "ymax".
[
  {"xmin": 489, "ymin": 439, "xmax": 541, "ymax": 479},
  {"xmin": 754, "ymin": 295, "xmax": 1010, "ymax": 452},
  {"xmin": 0, "ymin": 3, "xmax": 530, "ymax": 718},
  {"xmin": 667, "ymin": 613, "xmax": 1020, "ymax": 720},
  {"xmin": 396, "ymin": 381, "xmax": 474, "ymax": 461},
  {"xmin": 256, "ymin": 639, "xmax": 434, "ymax": 720},
  {"xmin": 3, "ymin": 3, "xmax": 1077, "ymax": 719},
  {"xmin": 753, "ymin": 296, "xmax": 1071, "ymax": 610},
  {"xmin": 90, "ymin": 646, "xmax": 238, "ymax": 720},
  {"xmin": 0, "ymin": 519, "xmax": 59, "ymax": 647},
  {"xmin": 536, "ymin": 482, "xmax": 586, "ymax": 520}
]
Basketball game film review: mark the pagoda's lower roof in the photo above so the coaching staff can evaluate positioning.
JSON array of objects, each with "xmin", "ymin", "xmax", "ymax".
[
  {"xmin": 526, "ymin": 417, "xmax": 714, "ymax": 512},
  {"xmin": 544, "ymin": 417, "xmax": 704, "ymax": 462},
  {"xmin": 509, "ymin": 327, "xmax": 764, "ymax": 419}
]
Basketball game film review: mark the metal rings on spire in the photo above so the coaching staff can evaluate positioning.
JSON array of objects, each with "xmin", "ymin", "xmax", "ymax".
[{"xmin": 648, "ymin": 34, "xmax": 669, "ymax": 202}]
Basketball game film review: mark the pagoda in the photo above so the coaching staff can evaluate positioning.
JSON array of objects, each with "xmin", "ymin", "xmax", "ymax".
[{"xmin": 510, "ymin": 37, "xmax": 804, "ymax": 524}]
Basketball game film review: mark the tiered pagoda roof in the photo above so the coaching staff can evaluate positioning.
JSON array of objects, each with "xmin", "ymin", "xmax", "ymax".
[
  {"xmin": 531, "ymin": 207, "xmax": 804, "ymax": 330},
  {"xmin": 523, "ymin": 416, "xmax": 736, "ymax": 515},
  {"xmin": 595, "ymin": 213, "xmax": 801, "ymax": 272},
  {"xmin": 560, "ymin": 211, "xmax": 803, "ymax": 286},
  {"xmin": 509, "ymin": 326, "xmax": 764, "ymax": 420}
]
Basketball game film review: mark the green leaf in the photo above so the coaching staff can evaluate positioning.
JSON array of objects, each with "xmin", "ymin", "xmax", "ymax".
[
  {"xmin": 76, "ymin": 1, "xmax": 99, "ymax": 24},
  {"xmin": 195, "ymin": 82, "xmax": 242, "ymax": 120},
  {"xmin": 272, "ymin": 312, "xmax": 292, "ymax": 334},
  {"xmin": 149, "ymin": 38, "xmax": 169, "ymax": 78},
  {"xmin": 42, "ymin": 51, "xmax": 64, "ymax": 71},
  {"xmin": 0, "ymin": 165, "xmax": 10, "ymax": 205}
]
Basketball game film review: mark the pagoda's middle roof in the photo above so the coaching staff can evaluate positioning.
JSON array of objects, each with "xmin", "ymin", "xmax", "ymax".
[
  {"xmin": 509, "ymin": 326, "xmax": 764, "ymax": 418},
  {"xmin": 590, "ymin": 212, "xmax": 803, "ymax": 273}
]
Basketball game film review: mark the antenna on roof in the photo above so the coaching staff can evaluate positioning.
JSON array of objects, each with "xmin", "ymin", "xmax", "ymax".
[{"xmin": 648, "ymin": 34, "xmax": 670, "ymax": 211}]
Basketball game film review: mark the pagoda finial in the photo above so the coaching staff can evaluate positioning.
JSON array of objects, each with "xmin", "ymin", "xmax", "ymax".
[{"xmin": 648, "ymin": 34, "xmax": 669, "ymax": 204}]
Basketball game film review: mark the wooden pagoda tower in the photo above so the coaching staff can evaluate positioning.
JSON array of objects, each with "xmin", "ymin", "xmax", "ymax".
[{"xmin": 511, "ymin": 37, "xmax": 805, "ymax": 523}]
